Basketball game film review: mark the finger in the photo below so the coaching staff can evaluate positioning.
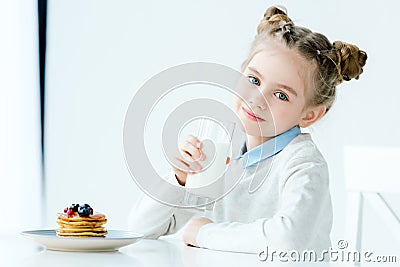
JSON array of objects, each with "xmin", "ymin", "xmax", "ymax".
[
  {"xmin": 172, "ymin": 152, "xmax": 199, "ymax": 171},
  {"xmin": 173, "ymin": 157, "xmax": 202, "ymax": 172},
  {"xmin": 172, "ymin": 158, "xmax": 190, "ymax": 172},
  {"xmin": 174, "ymin": 168, "xmax": 187, "ymax": 179},
  {"xmin": 186, "ymin": 160, "xmax": 203, "ymax": 172},
  {"xmin": 180, "ymin": 141, "xmax": 202, "ymax": 161},
  {"xmin": 181, "ymin": 149, "xmax": 206, "ymax": 163},
  {"xmin": 186, "ymin": 135, "xmax": 201, "ymax": 148}
]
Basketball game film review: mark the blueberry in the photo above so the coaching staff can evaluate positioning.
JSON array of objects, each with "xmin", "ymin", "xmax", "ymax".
[
  {"xmin": 78, "ymin": 206, "xmax": 90, "ymax": 217},
  {"xmin": 82, "ymin": 204, "xmax": 91, "ymax": 208}
]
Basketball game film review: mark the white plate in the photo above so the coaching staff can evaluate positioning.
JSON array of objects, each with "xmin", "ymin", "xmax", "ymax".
[{"xmin": 21, "ymin": 229, "xmax": 144, "ymax": 252}]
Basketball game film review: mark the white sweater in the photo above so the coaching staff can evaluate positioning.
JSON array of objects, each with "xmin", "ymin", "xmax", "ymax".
[{"xmin": 129, "ymin": 133, "xmax": 333, "ymax": 255}]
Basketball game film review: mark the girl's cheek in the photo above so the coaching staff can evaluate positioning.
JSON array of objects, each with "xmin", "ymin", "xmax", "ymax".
[
  {"xmin": 274, "ymin": 108, "xmax": 298, "ymax": 128},
  {"xmin": 233, "ymin": 98, "xmax": 241, "ymax": 110}
]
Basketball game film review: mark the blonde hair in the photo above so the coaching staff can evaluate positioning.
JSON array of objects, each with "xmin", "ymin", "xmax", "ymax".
[{"xmin": 242, "ymin": 6, "xmax": 367, "ymax": 113}]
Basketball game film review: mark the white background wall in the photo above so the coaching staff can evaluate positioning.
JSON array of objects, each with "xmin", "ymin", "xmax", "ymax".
[
  {"xmin": 0, "ymin": 0, "xmax": 42, "ymax": 233},
  {"xmin": 45, "ymin": 0, "xmax": 400, "ymax": 254}
]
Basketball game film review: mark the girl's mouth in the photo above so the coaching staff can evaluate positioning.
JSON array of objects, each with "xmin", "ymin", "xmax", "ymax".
[{"xmin": 241, "ymin": 107, "xmax": 265, "ymax": 122}]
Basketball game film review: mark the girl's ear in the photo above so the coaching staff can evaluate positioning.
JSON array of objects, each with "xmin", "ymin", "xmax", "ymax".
[{"xmin": 298, "ymin": 105, "xmax": 326, "ymax": 128}]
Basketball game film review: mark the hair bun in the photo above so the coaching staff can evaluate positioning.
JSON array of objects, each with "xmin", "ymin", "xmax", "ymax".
[
  {"xmin": 333, "ymin": 41, "xmax": 367, "ymax": 85},
  {"xmin": 263, "ymin": 5, "xmax": 287, "ymax": 19},
  {"xmin": 257, "ymin": 6, "xmax": 292, "ymax": 34}
]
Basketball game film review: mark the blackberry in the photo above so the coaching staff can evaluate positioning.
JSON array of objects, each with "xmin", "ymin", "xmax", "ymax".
[{"xmin": 69, "ymin": 204, "xmax": 80, "ymax": 212}]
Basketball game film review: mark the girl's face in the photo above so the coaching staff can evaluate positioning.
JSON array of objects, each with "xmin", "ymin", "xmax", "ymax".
[{"xmin": 235, "ymin": 40, "xmax": 315, "ymax": 139}]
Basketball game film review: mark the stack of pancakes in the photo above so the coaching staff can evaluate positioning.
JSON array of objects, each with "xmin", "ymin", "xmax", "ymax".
[{"xmin": 56, "ymin": 213, "xmax": 108, "ymax": 238}]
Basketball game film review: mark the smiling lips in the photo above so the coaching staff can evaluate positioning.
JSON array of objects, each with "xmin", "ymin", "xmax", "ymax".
[{"xmin": 241, "ymin": 107, "xmax": 265, "ymax": 122}]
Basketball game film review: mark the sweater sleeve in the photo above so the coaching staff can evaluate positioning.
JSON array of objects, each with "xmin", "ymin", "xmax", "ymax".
[
  {"xmin": 196, "ymin": 159, "xmax": 331, "ymax": 253},
  {"xmin": 128, "ymin": 173, "xmax": 200, "ymax": 239}
]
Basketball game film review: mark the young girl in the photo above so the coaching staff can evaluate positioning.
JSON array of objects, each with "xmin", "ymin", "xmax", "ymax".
[{"xmin": 129, "ymin": 6, "xmax": 367, "ymax": 255}]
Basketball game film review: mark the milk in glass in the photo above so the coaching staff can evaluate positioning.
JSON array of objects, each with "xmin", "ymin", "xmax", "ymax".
[{"xmin": 186, "ymin": 142, "xmax": 230, "ymax": 188}]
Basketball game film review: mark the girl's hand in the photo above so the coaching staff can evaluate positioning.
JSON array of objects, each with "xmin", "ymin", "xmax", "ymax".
[
  {"xmin": 172, "ymin": 135, "xmax": 206, "ymax": 186},
  {"xmin": 183, "ymin": 217, "xmax": 213, "ymax": 247}
]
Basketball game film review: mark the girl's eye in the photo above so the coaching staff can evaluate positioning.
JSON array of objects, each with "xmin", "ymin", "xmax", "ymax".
[
  {"xmin": 248, "ymin": 76, "xmax": 261, "ymax": 86},
  {"xmin": 274, "ymin": 92, "xmax": 288, "ymax": 101}
]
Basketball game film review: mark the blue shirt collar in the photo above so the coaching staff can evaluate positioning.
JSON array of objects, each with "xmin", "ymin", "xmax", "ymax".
[{"xmin": 234, "ymin": 126, "xmax": 301, "ymax": 168}]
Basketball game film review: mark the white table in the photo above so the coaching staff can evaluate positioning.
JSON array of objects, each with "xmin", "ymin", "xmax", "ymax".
[{"xmin": 0, "ymin": 232, "xmax": 370, "ymax": 267}]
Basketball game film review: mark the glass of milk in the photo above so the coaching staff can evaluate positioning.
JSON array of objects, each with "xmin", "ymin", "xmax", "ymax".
[{"xmin": 184, "ymin": 118, "xmax": 235, "ymax": 189}]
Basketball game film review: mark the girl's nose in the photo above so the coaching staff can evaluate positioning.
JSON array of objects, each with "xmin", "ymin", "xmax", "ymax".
[
  {"xmin": 240, "ymin": 83, "xmax": 268, "ymax": 110},
  {"xmin": 249, "ymin": 98, "xmax": 267, "ymax": 111},
  {"xmin": 256, "ymin": 101, "xmax": 267, "ymax": 110}
]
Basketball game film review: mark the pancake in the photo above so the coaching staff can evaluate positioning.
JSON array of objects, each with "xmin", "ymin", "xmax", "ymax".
[
  {"xmin": 56, "ymin": 227, "xmax": 106, "ymax": 233},
  {"xmin": 57, "ymin": 213, "xmax": 107, "ymax": 222},
  {"xmin": 56, "ymin": 220, "xmax": 105, "ymax": 228},
  {"xmin": 56, "ymin": 231, "xmax": 108, "ymax": 237},
  {"xmin": 57, "ymin": 216, "xmax": 107, "ymax": 224},
  {"xmin": 56, "ymin": 204, "xmax": 108, "ymax": 238}
]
